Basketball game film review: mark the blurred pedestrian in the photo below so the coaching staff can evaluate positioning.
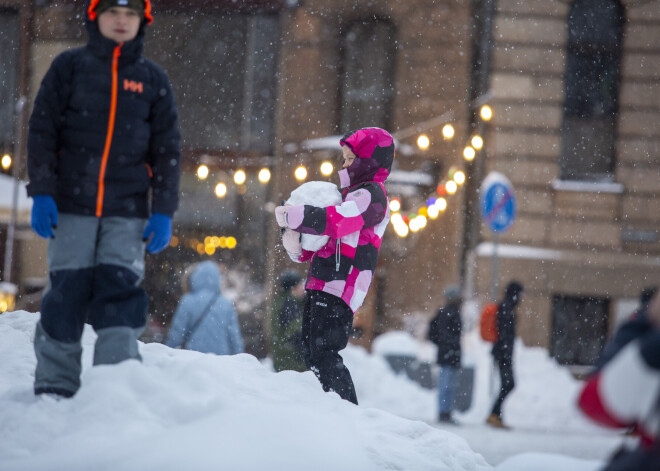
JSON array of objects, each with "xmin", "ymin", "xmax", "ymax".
[
  {"xmin": 486, "ymin": 280, "xmax": 524, "ymax": 429},
  {"xmin": 27, "ymin": 0, "xmax": 181, "ymax": 398},
  {"xmin": 274, "ymin": 127, "xmax": 395, "ymax": 405},
  {"xmin": 271, "ymin": 270, "xmax": 306, "ymax": 372},
  {"xmin": 165, "ymin": 261, "xmax": 244, "ymax": 355},
  {"xmin": 596, "ymin": 285, "xmax": 658, "ymax": 370},
  {"xmin": 578, "ymin": 288, "xmax": 660, "ymax": 470},
  {"xmin": 428, "ymin": 284, "xmax": 463, "ymax": 424}
]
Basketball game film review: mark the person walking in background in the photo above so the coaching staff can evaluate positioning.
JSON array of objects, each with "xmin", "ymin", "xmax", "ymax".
[
  {"xmin": 595, "ymin": 284, "xmax": 658, "ymax": 370},
  {"xmin": 165, "ymin": 261, "xmax": 244, "ymax": 355},
  {"xmin": 428, "ymin": 284, "xmax": 463, "ymax": 425},
  {"xmin": 274, "ymin": 127, "xmax": 394, "ymax": 405},
  {"xmin": 270, "ymin": 270, "xmax": 306, "ymax": 372},
  {"xmin": 486, "ymin": 281, "xmax": 524, "ymax": 429},
  {"xmin": 578, "ymin": 288, "xmax": 660, "ymax": 470},
  {"xmin": 27, "ymin": 0, "xmax": 181, "ymax": 398}
]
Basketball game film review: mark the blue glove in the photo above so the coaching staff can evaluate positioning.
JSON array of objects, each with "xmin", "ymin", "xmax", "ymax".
[
  {"xmin": 142, "ymin": 212, "xmax": 172, "ymax": 254},
  {"xmin": 31, "ymin": 195, "xmax": 58, "ymax": 239}
]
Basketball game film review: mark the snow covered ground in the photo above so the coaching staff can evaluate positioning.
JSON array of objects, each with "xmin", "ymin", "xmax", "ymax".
[{"xmin": 0, "ymin": 311, "xmax": 622, "ymax": 471}]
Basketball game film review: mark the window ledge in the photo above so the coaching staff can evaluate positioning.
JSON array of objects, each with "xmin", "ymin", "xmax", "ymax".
[{"xmin": 551, "ymin": 179, "xmax": 624, "ymax": 194}]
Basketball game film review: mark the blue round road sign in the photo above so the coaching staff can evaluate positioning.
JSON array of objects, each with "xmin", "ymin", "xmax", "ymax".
[{"xmin": 480, "ymin": 179, "xmax": 516, "ymax": 233}]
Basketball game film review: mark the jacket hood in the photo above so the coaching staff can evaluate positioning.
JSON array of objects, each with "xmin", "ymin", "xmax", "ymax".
[
  {"xmin": 338, "ymin": 127, "xmax": 395, "ymax": 189},
  {"xmin": 189, "ymin": 261, "xmax": 222, "ymax": 294},
  {"xmin": 503, "ymin": 281, "xmax": 523, "ymax": 306},
  {"xmin": 84, "ymin": 0, "xmax": 150, "ymax": 63}
]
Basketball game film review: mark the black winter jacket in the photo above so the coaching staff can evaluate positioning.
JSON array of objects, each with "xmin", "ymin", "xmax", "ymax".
[
  {"xmin": 492, "ymin": 283, "xmax": 523, "ymax": 362},
  {"xmin": 27, "ymin": 7, "xmax": 181, "ymax": 218},
  {"xmin": 428, "ymin": 301, "xmax": 462, "ymax": 367}
]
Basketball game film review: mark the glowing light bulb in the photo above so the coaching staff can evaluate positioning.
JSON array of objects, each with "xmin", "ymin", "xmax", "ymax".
[
  {"xmin": 294, "ymin": 165, "xmax": 308, "ymax": 181},
  {"xmin": 480, "ymin": 105, "xmax": 493, "ymax": 121},
  {"xmin": 1, "ymin": 154, "xmax": 11, "ymax": 170},
  {"xmin": 417, "ymin": 134, "xmax": 430, "ymax": 150},
  {"xmin": 320, "ymin": 161, "xmax": 334, "ymax": 176},
  {"xmin": 258, "ymin": 168, "xmax": 271, "ymax": 183},
  {"xmin": 234, "ymin": 170, "xmax": 246, "ymax": 185},
  {"xmin": 215, "ymin": 183, "xmax": 227, "ymax": 197},
  {"xmin": 471, "ymin": 135, "xmax": 483, "ymax": 149},
  {"xmin": 463, "ymin": 146, "xmax": 476, "ymax": 161},
  {"xmin": 442, "ymin": 124, "xmax": 455, "ymax": 140},
  {"xmin": 197, "ymin": 165, "xmax": 209, "ymax": 180}
]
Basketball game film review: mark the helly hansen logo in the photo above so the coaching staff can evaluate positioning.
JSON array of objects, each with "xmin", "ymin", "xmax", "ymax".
[{"xmin": 124, "ymin": 79, "xmax": 143, "ymax": 93}]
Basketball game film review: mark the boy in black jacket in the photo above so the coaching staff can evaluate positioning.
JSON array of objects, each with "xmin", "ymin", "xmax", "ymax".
[{"xmin": 27, "ymin": 0, "xmax": 181, "ymax": 398}]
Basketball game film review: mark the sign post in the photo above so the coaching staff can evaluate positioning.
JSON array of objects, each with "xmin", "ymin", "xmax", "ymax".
[{"xmin": 480, "ymin": 172, "xmax": 516, "ymax": 301}]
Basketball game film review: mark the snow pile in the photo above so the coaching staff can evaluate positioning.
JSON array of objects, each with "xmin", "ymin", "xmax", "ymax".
[
  {"xmin": 0, "ymin": 310, "xmax": 618, "ymax": 470},
  {"xmin": 371, "ymin": 330, "xmax": 420, "ymax": 357},
  {"xmin": 0, "ymin": 311, "xmax": 489, "ymax": 471},
  {"xmin": 284, "ymin": 181, "xmax": 342, "ymax": 252}
]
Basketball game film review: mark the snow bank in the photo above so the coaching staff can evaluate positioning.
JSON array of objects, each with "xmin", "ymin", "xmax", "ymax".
[{"xmin": 0, "ymin": 311, "xmax": 490, "ymax": 471}]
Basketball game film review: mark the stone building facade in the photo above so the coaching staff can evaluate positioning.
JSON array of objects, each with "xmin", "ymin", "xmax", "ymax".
[
  {"xmin": 471, "ymin": 0, "xmax": 660, "ymax": 365},
  {"xmin": 2, "ymin": 0, "xmax": 659, "ymax": 362}
]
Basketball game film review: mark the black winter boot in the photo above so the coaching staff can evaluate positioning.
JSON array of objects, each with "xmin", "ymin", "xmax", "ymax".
[{"xmin": 438, "ymin": 412, "xmax": 459, "ymax": 425}]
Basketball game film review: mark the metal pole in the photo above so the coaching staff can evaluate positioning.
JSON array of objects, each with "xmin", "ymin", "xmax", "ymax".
[
  {"xmin": 460, "ymin": 0, "xmax": 497, "ymax": 285},
  {"xmin": 3, "ymin": 96, "xmax": 27, "ymax": 284},
  {"xmin": 490, "ymin": 233, "xmax": 499, "ymax": 302}
]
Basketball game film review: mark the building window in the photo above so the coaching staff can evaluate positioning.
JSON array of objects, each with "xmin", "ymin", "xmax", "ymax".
[
  {"xmin": 551, "ymin": 294, "xmax": 609, "ymax": 366},
  {"xmin": 340, "ymin": 20, "xmax": 396, "ymax": 132},
  {"xmin": 0, "ymin": 8, "xmax": 20, "ymax": 156},
  {"xmin": 560, "ymin": 0, "xmax": 624, "ymax": 182},
  {"xmin": 146, "ymin": 13, "xmax": 279, "ymax": 153}
]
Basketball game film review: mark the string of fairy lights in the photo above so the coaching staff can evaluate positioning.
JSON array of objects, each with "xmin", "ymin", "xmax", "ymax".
[
  {"xmin": 389, "ymin": 104, "xmax": 492, "ymax": 238},
  {"xmin": 188, "ymin": 104, "xmax": 493, "ymax": 251}
]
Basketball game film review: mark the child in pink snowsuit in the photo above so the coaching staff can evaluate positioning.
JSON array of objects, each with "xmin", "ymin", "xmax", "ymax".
[{"xmin": 275, "ymin": 127, "xmax": 394, "ymax": 404}]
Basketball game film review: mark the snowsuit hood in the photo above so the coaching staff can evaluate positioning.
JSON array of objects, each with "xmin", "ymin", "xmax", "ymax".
[
  {"xmin": 188, "ymin": 261, "xmax": 222, "ymax": 294},
  {"xmin": 338, "ymin": 128, "xmax": 395, "ymax": 189}
]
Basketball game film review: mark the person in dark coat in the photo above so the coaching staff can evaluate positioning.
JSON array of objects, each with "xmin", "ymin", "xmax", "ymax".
[
  {"xmin": 428, "ymin": 284, "xmax": 463, "ymax": 424},
  {"xmin": 487, "ymin": 281, "xmax": 524, "ymax": 429},
  {"xmin": 270, "ymin": 270, "xmax": 306, "ymax": 372},
  {"xmin": 595, "ymin": 285, "xmax": 658, "ymax": 370},
  {"xmin": 27, "ymin": 0, "xmax": 181, "ymax": 398}
]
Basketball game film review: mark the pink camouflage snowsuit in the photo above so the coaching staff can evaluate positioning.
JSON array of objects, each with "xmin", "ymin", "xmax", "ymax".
[{"xmin": 285, "ymin": 127, "xmax": 394, "ymax": 313}]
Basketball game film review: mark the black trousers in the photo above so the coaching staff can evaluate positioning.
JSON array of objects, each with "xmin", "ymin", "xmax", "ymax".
[
  {"xmin": 490, "ymin": 355, "xmax": 515, "ymax": 418},
  {"xmin": 302, "ymin": 290, "xmax": 358, "ymax": 405}
]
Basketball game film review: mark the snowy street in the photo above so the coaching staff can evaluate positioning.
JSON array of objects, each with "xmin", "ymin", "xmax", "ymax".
[
  {"xmin": 358, "ymin": 330, "xmax": 623, "ymax": 469},
  {"xmin": 433, "ymin": 420, "xmax": 621, "ymax": 467}
]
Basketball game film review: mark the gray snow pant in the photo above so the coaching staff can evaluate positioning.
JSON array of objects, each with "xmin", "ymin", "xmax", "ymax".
[{"xmin": 34, "ymin": 214, "xmax": 148, "ymax": 397}]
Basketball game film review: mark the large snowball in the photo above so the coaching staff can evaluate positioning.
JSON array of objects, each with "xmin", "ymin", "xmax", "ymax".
[{"xmin": 286, "ymin": 181, "xmax": 342, "ymax": 252}]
